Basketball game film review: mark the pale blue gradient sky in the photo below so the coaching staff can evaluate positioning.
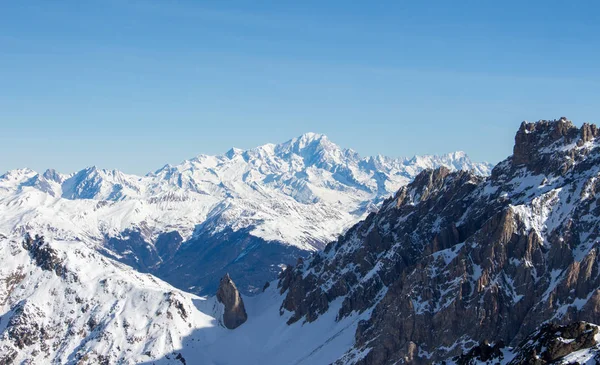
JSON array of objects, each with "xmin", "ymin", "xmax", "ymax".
[{"xmin": 1, "ymin": 1, "xmax": 599, "ymax": 174}]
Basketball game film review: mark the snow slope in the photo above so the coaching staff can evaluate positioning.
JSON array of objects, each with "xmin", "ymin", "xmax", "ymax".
[
  {"xmin": 3, "ymin": 231, "xmax": 597, "ymax": 365},
  {"xmin": 0, "ymin": 233, "xmax": 364, "ymax": 364},
  {"xmin": 0, "ymin": 233, "xmax": 215, "ymax": 364},
  {"xmin": 152, "ymin": 286, "xmax": 369, "ymax": 365}
]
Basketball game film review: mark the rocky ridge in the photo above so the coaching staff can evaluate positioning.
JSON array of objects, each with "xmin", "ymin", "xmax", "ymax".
[{"xmin": 277, "ymin": 118, "xmax": 600, "ymax": 364}]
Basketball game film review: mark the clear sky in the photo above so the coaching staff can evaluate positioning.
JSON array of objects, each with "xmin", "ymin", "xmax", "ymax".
[{"xmin": 1, "ymin": 1, "xmax": 599, "ymax": 175}]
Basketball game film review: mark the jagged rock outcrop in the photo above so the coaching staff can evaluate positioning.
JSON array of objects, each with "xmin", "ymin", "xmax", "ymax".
[
  {"xmin": 509, "ymin": 322, "xmax": 599, "ymax": 364},
  {"xmin": 278, "ymin": 166, "xmax": 485, "ymax": 325},
  {"xmin": 278, "ymin": 118, "xmax": 600, "ymax": 364},
  {"xmin": 216, "ymin": 274, "xmax": 248, "ymax": 329},
  {"xmin": 450, "ymin": 321, "xmax": 600, "ymax": 364},
  {"xmin": 450, "ymin": 340, "xmax": 505, "ymax": 365},
  {"xmin": 512, "ymin": 117, "xmax": 579, "ymax": 170},
  {"xmin": 22, "ymin": 234, "xmax": 67, "ymax": 277}
]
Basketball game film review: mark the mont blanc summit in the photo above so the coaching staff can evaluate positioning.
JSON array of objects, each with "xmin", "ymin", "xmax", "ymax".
[{"xmin": 0, "ymin": 133, "xmax": 491, "ymax": 294}]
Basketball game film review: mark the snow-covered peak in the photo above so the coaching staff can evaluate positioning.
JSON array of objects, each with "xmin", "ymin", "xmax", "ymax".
[
  {"xmin": 298, "ymin": 131, "xmax": 326, "ymax": 142},
  {"xmin": 281, "ymin": 132, "xmax": 329, "ymax": 152},
  {"xmin": 402, "ymin": 151, "xmax": 491, "ymax": 176},
  {"xmin": 60, "ymin": 166, "xmax": 144, "ymax": 201},
  {"xmin": 445, "ymin": 150, "xmax": 467, "ymax": 159},
  {"xmin": 0, "ymin": 169, "xmax": 40, "ymax": 195},
  {"xmin": 0, "ymin": 168, "xmax": 37, "ymax": 184},
  {"xmin": 272, "ymin": 133, "xmax": 348, "ymax": 168},
  {"xmin": 41, "ymin": 168, "xmax": 66, "ymax": 183},
  {"xmin": 225, "ymin": 147, "xmax": 244, "ymax": 159},
  {"xmin": 0, "ymin": 133, "xmax": 491, "ymax": 295}
]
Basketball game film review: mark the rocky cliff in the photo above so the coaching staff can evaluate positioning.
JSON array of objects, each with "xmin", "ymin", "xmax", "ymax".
[
  {"xmin": 449, "ymin": 321, "xmax": 600, "ymax": 364},
  {"xmin": 278, "ymin": 118, "xmax": 600, "ymax": 364}
]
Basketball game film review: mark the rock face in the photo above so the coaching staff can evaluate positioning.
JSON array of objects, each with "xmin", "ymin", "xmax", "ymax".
[
  {"xmin": 451, "ymin": 321, "xmax": 600, "ymax": 364},
  {"xmin": 509, "ymin": 322, "xmax": 599, "ymax": 364},
  {"xmin": 22, "ymin": 234, "xmax": 67, "ymax": 277},
  {"xmin": 278, "ymin": 118, "xmax": 600, "ymax": 364},
  {"xmin": 216, "ymin": 274, "xmax": 248, "ymax": 329}
]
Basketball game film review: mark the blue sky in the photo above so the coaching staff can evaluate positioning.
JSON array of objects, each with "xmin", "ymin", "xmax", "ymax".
[{"xmin": 1, "ymin": 1, "xmax": 599, "ymax": 174}]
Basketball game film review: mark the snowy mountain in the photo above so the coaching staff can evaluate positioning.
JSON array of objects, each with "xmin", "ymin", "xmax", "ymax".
[
  {"xmin": 0, "ymin": 233, "xmax": 214, "ymax": 364},
  {"xmin": 3, "ymin": 119, "xmax": 600, "ymax": 365},
  {"xmin": 0, "ymin": 233, "xmax": 373, "ymax": 364},
  {"xmin": 0, "ymin": 133, "xmax": 491, "ymax": 294},
  {"xmin": 277, "ymin": 118, "xmax": 600, "ymax": 363},
  {"xmin": 4, "ymin": 232, "xmax": 599, "ymax": 364}
]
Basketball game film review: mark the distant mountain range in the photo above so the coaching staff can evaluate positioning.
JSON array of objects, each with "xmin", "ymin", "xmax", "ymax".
[{"xmin": 0, "ymin": 132, "xmax": 492, "ymax": 294}]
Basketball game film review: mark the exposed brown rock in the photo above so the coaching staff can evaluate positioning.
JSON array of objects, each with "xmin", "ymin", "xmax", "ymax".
[
  {"xmin": 22, "ymin": 234, "xmax": 66, "ymax": 277},
  {"xmin": 512, "ymin": 118, "xmax": 580, "ymax": 173},
  {"xmin": 453, "ymin": 340, "xmax": 505, "ymax": 365},
  {"xmin": 510, "ymin": 322, "xmax": 599, "ymax": 364},
  {"xmin": 451, "ymin": 322, "xmax": 600, "ymax": 365},
  {"xmin": 279, "ymin": 118, "xmax": 600, "ymax": 364},
  {"xmin": 580, "ymin": 122, "xmax": 599, "ymax": 144},
  {"xmin": 216, "ymin": 273, "xmax": 247, "ymax": 329},
  {"xmin": 5, "ymin": 302, "xmax": 46, "ymax": 350}
]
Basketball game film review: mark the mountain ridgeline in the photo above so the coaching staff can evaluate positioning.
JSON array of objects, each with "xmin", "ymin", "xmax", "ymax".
[
  {"xmin": 277, "ymin": 117, "xmax": 600, "ymax": 364},
  {"xmin": 2, "ymin": 119, "xmax": 600, "ymax": 364},
  {"xmin": 0, "ymin": 133, "xmax": 491, "ymax": 295}
]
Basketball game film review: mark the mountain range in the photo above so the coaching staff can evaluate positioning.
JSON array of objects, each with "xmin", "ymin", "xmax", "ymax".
[
  {"xmin": 3, "ymin": 119, "xmax": 600, "ymax": 364},
  {"xmin": 0, "ymin": 133, "xmax": 491, "ymax": 294}
]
